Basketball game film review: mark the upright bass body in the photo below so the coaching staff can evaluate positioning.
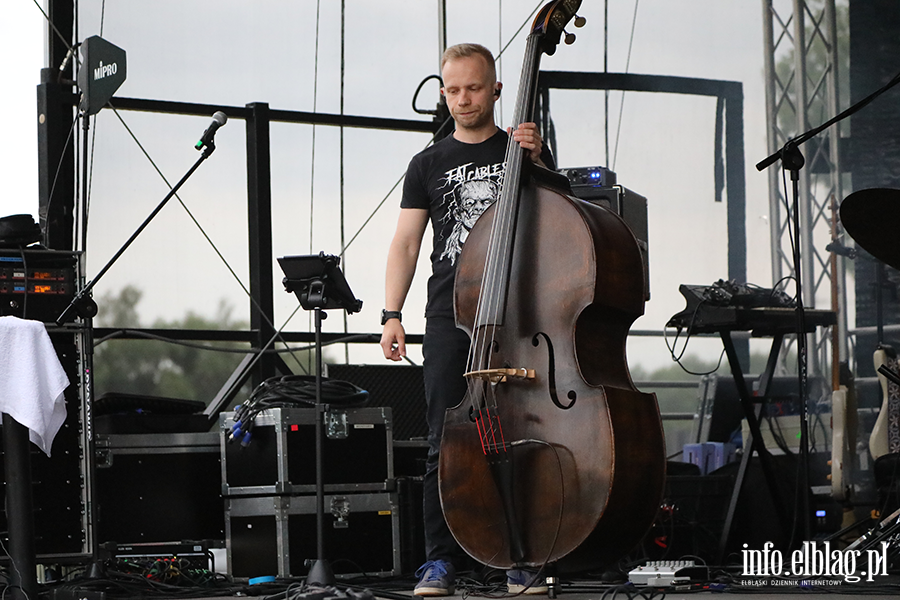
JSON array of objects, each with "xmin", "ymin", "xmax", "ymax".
[{"xmin": 439, "ymin": 172, "xmax": 666, "ymax": 568}]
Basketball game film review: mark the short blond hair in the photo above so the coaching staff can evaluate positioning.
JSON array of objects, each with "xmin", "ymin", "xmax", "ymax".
[{"xmin": 441, "ymin": 43, "xmax": 497, "ymax": 83}]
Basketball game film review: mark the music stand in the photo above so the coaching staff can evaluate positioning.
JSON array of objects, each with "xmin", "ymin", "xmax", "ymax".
[
  {"xmin": 280, "ymin": 253, "xmax": 362, "ymax": 314},
  {"xmin": 278, "ymin": 252, "xmax": 362, "ymax": 585}
]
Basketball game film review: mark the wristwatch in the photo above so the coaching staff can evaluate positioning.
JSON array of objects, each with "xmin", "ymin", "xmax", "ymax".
[{"xmin": 381, "ymin": 309, "xmax": 402, "ymax": 325}]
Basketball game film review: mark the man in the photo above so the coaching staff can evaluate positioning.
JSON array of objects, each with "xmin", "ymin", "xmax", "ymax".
[{"xmin": 380, "ymin": 43, "xmax": 553, "ymax": 596}]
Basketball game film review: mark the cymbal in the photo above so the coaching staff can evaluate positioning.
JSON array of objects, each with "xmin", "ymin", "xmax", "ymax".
[{"xmin": 840, "ymin": 188, "xmax": 900, "ymax": 270}]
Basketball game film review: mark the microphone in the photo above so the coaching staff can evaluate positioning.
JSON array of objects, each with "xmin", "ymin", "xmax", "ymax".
[
  {"xmin": 825, "ymin": 241, "xmax": 857, "ymax": 259},
  {"xmin": 195, "ymin": 111, "xmax": 228, "ymax": 151}
]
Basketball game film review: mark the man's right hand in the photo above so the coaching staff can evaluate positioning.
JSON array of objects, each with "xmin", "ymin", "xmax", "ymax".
[{"xmin": 380, "ymin": 319, "xmax": 406, "ymax": 361}]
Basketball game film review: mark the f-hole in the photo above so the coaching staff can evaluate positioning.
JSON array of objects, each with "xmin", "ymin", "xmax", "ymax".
[{"xmin": 532, "ymin": 332, "xmax": 576, "ymax": 409}]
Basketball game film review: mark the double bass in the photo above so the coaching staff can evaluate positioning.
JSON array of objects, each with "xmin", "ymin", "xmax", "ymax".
[{"xmin": 438, "ymin": 0, "xmax": 666, "ymax": 569}]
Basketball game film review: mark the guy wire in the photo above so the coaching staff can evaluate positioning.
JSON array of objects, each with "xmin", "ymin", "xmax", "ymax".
[
  {"xmin": 340, "ymin": 1, "xmax": 543, "ymax": 257},
  {"xmin": 307, "ymin": 0, "xmax": 323, "ymax": 375},
  {"xmin": 105, "ymin": 103, "xmax": 310, "ymax": 375},
  {"xmin": 612, "ymin": 0, "xmax": 641, "ymax": 171}
]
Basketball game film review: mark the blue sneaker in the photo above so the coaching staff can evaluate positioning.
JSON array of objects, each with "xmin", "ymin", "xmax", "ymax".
[
  {"xmin": 415, "ymin": 560, "xmax": 456, "ymax": 596},
  {"xmin": 507, "ymin": 569, "xmax": 549, "ymax": 595}
]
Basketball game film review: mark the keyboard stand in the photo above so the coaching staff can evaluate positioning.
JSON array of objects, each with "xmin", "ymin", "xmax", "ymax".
[
  {"xmin": 715, "ymin": 329, "xmax": 789, "ymax": 563},
  {"xmin": 672, "ymin": 308, "xmax": 836, "ymax": 563}
]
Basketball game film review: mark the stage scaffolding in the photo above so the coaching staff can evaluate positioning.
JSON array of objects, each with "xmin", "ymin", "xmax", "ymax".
[{"xmin": 761, "ymin": 0, "xmax": 848, "ymax": 378}]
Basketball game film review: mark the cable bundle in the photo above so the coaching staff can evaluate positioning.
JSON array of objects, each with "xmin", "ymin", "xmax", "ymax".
[{"xmin": 227, "ymin": 375, "xmax": 369, "ymax": 446}]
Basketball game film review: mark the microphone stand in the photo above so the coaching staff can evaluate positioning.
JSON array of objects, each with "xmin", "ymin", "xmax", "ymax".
[
  {"xmin": 756, "ymin": 67, "xmax": 900, "ymax": 543},
  {"xmin": 55, "ymin": 119, "xmax": 222, "ymax": 585},
  {"xmin": 56, "ymin": 131, "xmax": 221, "ymax": 325}
]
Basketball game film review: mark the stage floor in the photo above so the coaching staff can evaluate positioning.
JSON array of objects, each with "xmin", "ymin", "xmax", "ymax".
[{"xmin": 42, "ymin": 571, "xmax": 900, "ymax": 599}]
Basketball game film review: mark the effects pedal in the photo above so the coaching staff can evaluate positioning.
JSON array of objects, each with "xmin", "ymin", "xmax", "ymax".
[{"xmin": 628, "ymin": 560, "xmax": 706, "ymax": 586}]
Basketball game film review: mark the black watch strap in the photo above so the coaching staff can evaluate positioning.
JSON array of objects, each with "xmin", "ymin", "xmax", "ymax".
[{"xmin": 381, "ymin": 309, "xmax": 402, "ymax": 325}]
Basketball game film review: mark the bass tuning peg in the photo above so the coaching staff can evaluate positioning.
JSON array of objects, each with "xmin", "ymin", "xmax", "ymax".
[
  {"xmin": 574, "ymin": 15, "xmax": 587, "ymax": 28},
  {"xmin": 564, "ymin": 31, "xmax": 576, "ymax": 45}
]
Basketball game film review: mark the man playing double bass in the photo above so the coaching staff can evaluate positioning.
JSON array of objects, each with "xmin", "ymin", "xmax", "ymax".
[{"xmin": 380, "ymin": 43, "xmax": 554, "ymax": 596}]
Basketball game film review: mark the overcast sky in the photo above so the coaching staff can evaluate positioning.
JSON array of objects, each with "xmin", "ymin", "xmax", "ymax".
[{"xmin": 2, "ymin": 1, "xmax": 818, "ymax": 372}]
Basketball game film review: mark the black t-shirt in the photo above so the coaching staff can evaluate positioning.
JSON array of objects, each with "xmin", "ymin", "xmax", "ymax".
[{"xmin": 401, "ymin": 128, "xmax": 553, "ymax": 318}]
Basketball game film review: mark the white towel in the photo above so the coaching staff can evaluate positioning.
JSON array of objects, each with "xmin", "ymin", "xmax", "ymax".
[{"xmin": 0, "ymin": 316, "xmax": 70, "ymax": 456}]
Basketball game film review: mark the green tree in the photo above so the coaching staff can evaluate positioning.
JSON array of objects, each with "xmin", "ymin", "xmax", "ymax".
[
  {"xmin": 775, "ymin": 0, "xmax": 850, "ymax": 139},
  {"xmin": 93, "ymin": 286, "xmax": 313, "ymax": 403},
  {"xmin": 635, "ymin": 351, "xmax": 800, "ymax": 458}
]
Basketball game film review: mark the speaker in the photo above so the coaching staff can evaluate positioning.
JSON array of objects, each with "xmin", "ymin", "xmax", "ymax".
[
  {"xmin": 565, "ymin": 183, "xmax": 650, "ymax": 299},
  {"xmin": 325, "ymin": 364, "xmax": 427, "ymax": 441},
  {"xmin": 714, "ymin": 454, "xmax": 812, "ymax": 556},
  {"xmin": 639, "ymin": 462, "xmax": 732, "ymax": 564}
]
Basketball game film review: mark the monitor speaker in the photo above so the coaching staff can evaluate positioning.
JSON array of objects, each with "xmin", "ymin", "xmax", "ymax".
[{"xmin": 325, "ymin": 364, "xmax": 426, "ymax": 441}]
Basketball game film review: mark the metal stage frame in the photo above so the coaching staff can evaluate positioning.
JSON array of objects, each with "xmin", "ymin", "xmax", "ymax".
[
  {"xmin": 536, "ymin": 70, "xmax": 749, "ymax": 367},
  {"xmin": 91, "ymin": 96, "xmax": 439, "ymax": 385},
  {"xmin": 761, "ymin": 0, "xmax": 847, "ymax": 378}
]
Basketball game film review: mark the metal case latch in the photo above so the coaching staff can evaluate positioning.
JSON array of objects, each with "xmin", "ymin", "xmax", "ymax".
[
  {"xmin": 331, "ymin": 496, "xmax": 350, "ymax": 528},
  {"xmin": 326, "ymin": 411, "xmax": 349, "ymax": 439}
]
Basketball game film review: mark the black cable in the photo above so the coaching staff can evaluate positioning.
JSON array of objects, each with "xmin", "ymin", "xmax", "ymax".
[
  {"xmin": 412, "ymin": 75, "xmax": 444, "ymax": 115},
  {"xmin": 600, "ymin": 584, "xmax": 665, "ymax": 600},
  {"xmin": 226, "ymin": 375, "xmax": 369, "ymax": 446},
  {"xmin": 0, "ymin": 534, "xmax": 26, "ymax": 600},
  {"xmin": 779, "ymin": 166, "xmax": 799, "ymax": 282},
  {"xmin": 764, "ymin": 411, "xmax": 793, "ymax": 456},
  {"xmin": 810, "ymin": 409, "xmax": 828, "ymax": 454},
  {"xmin": 44, "ymin": 110, "xmax": 81, "ymax": 223},
  {"xmin": 92, "ymin": 328, "xmax": 375, "ymax": 354},
  {"xmin": 664, "ymin": 300, "xmax": 706, "ymax": 363},
  {"xmin": 664, "ymin": 307, "xmax": 728, "ymax": 376},
  {"xmin": 772, "ymin": 274, "xmax": 798, "ymax": 303},
  {"xmin": 673, "ymin": 351, "xmax": 726, "ymax": 378}
]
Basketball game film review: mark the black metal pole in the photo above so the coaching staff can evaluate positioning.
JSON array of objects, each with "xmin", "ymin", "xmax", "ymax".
[
  {"xmin": 246, "ymin": 103, "xmax": 276, "ymax": 385},
  {"xmin": 306, "ymin": 307, "xmax": 335, "ymax": 586},
  {"xmin": 2, "ymin": 415, "xmax": 38, "ymax": 600},
  {"xmin": 316, "ymin": 307, "xmax": 325, "ymax": 558}
]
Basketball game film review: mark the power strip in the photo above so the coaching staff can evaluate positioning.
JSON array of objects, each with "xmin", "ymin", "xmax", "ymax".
[{"xmin": 628, "ymin": 560, "xmax": 698, "ymax": 586}]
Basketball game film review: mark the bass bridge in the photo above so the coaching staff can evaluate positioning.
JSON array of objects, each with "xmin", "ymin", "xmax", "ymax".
[{"xmin": 464, "ymin": 367, "xmax": 535, "ymax": 383}]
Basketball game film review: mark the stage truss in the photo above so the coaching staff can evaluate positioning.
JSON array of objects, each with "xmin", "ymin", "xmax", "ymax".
[{"xmin": 761, "ymin": 0, "xmax": 848, "ymax": 379}]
